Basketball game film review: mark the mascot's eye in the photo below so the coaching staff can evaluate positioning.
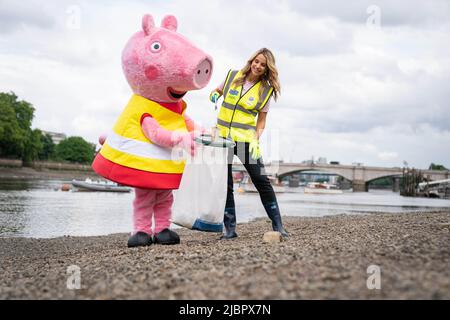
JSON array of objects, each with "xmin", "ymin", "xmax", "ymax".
[{"xmin": 150, "ymin": 42, "xmax": 161, "ymax": 52}]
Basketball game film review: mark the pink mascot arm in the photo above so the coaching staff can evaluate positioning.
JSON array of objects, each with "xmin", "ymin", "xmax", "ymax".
[
  {"xmin": 184, "ymin": 114, "xmax": 199, "ymax": 132},
  {"xmin": 141, "ymin": 115, "xmax": 196, "ymax": 156},
  {"xmin": 184, "ymin": 114, "xmax": 208, "ymax": 135}
]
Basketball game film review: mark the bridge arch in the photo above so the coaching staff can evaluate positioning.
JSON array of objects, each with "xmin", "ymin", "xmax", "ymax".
[
  {"xmin": 277, "ymin": 168, "xmax": 352, "ymax": 182},
  {"xmin": 366, "ymin": 174, "xmax": 402, "ymax": 184}
]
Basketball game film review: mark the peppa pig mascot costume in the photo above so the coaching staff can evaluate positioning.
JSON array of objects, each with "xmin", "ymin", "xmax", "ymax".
[{"xmin": 92, "ymin": 14, "xmax": 213, "ymax": 247}]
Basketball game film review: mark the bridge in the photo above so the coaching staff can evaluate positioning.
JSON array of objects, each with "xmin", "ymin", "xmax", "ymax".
[{"xmin": 233, "ymin": 162, "xmax": 450, "ymax": 192}]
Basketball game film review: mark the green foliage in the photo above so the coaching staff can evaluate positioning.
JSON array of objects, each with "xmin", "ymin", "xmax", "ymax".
[
  {"xmin": 428, "ymin": 163, "xmax": 448, "ymax": 171},
  {"xmin": 55, "ymin": 137, "xmax": 96, "ymax": 164},
  {"xmin": 23, "ymin": 129, "xmax": 43, "ymax": 165},
  {"xmin": 0, "ymin": 92, "xmax": 23, "ymax": 157},
  {"xmin": 39, "ymin": 133, "xmax": 55, "ymax": 160},
  {"xmin": 0, "ymin": 92, "xmax": 40, "ymax": 161},
  {"xmin": 14, "ymin": 99, "xmax": 35, "ymax": 130},
  {"xmin": 1, "ymin": 91, "xmax": 96, "ymax": 165}
]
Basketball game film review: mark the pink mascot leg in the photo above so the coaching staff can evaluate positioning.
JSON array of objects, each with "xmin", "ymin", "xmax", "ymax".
[
  {"xmin": 127, "ymin": 188, "xmax": 156, "ymax": 247},
  {"xmin": 154, "ymin": 190, "xmax": 173, "ymax": 233},
  {"xmin": 153, "ymin": 190, "xmax": 180, "ymax": 245}
]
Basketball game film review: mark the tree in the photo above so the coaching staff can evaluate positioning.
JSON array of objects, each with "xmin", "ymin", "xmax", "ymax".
[
  {"xmin": 1, "ymin": 91, "xmax": 97, "ymax": 165},
  {"xmin": 0, "ymin": 92, "xmax": 42, "ymax": 163},
  {"xmin": 428, "ymin": 163, "xmax": 448, "ymax": 171},
  {"xmin": 39, "ymin": 133, "xmax": 55, "ymax": 160},
  {"xmin": 14, "ymin": 98, "xmax": 35, "ymax": 131},
  {"xmin": 0, "ymin": 92, "xmax": 25, "ymax": 157},
  {"xmin": 55, "ymin": 136, "xmax": 96, "ymax": 164},
  {"xmin": 22, "ymin": 129, "xmax": 43, "ymax": 165}
]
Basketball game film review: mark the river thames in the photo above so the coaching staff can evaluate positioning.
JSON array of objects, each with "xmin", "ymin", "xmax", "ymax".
[{"xmin": 1, "ymin": 179, "xmax": 449, "ymax": 238}]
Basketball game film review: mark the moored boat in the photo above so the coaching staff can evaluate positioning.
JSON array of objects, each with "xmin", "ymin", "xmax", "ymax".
[
  {"xmin": 304, "ymin": 182, "xmax": 343, "ymax": 194},
  {"xmin": 237, "ymin": 175, "xmax": 285, "ymax": 194},
  {"xmin": 71, "ymin": 178, "xmax": 132, "ymax": 193}
]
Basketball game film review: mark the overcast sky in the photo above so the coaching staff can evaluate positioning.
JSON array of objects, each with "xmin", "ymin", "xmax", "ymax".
[{"xmin": 1, "ymin": 0, "xmax": 449, "ymax": 169}]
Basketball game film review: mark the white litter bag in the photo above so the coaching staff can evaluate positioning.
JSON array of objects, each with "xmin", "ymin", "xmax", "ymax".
[{"xmin": 172, "ymin": 135, "xmax": 234, "ymax": 232}]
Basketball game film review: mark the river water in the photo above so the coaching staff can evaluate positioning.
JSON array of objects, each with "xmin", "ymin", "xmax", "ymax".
[{"xmin": 1, "ymin": 179, "xmax": 449, "ymax": 238}]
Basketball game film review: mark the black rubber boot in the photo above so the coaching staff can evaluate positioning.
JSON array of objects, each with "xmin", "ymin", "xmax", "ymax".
[
  {"xmin": 127, "ymin": 231, "xmax": 153, "ymax": 248},
  {"xmin": 264, "ymin": 201, "xmax": 289, "ymax": 238},
  {"xmin": 154, "ymin": 228, "xmax": 180, "ymax": 245},
  {"xmin": 220, "ymin": 207, "xmax": 238, "ymax": 240}
]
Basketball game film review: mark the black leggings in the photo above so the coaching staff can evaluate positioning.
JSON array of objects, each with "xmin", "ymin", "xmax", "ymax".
[{"xmin": 225, "ymin": 142, "xmax": 278, "ymax": 210}]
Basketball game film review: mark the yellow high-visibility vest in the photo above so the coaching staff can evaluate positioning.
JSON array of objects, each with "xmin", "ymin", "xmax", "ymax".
[
  {"xmin": 99, "ymin": 94, "xmax": 188, "ymax": 174},
  {"xmin": 217, "ymin": 70, "xmax": 273, "ymax": 142}
]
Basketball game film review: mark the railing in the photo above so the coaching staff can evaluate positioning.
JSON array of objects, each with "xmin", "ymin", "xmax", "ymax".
[
  {"xmin": 0, "ymin": 159, "xmax": 23, "ymax": 167},
  {"xmin": 0, "ymin": 158, "xmax": 93, "ymax": 172},
  {"xmin": 32, "ymin": 161, "xmax": 94, "ymax": 171}
]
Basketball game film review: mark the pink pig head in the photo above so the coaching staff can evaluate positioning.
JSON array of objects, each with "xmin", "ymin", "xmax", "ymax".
[{"xmin": 122, "ymin": 14, "xmax": 213, "ymax": 103}]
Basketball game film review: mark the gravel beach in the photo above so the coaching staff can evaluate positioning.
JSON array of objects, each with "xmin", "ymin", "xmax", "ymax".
[{"xmin": 1, "ymin": 211, "xmax": 449, "ymax": 300}]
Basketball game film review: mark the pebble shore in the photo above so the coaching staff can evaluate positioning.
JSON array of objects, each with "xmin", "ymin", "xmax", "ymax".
[{"xmin": 1, "ymin": 211, "xmax": 449, "ymax": 299}]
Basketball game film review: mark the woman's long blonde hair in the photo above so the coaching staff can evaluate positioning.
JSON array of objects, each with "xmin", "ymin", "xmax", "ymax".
[{"xmin": 232, "ymin": 48, "xmax": 281, "ymax": 101}]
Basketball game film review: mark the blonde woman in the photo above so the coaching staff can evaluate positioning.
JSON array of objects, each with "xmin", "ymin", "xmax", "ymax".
[{"xmin": 209, "ymin": 48, "xmax": 288, "ymax": 239}]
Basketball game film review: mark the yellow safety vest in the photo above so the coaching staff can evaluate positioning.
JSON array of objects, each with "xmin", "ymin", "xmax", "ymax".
[
  {"xmin": 217, "ymin": 70, "xmax": 273, "ymax": 142},
  {"xmin": 99, "ymin": 94, "xmax": 188, "ymax": 174}
]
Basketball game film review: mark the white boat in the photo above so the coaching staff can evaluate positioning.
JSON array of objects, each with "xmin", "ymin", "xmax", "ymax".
[
  {"xmin": 418, "ymin": 179, "xmax": 450, "ymax": 191},
  {"xmin": 417, "ymin": 179, "xmax": 450, "ymax": 199},
  {"xmin": 237, "ymin": 175, "xmax": 285, "ymax": 193},
  {"xmin": 304, "ymin": 182, "xmax": 343, "ymax": 194},
  {"xmin": 71, "ymin": 178, "xmax": 132, "ymax": 193}
]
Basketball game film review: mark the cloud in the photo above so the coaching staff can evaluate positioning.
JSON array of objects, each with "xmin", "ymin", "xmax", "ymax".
[
  {"xmin": 287, "ymin": 0, "xmax": 450, "ymax": 27},
  {"xmin": 0, "ymin": 0, "xmax": 55, "ymax": 33},
  {"xmin": 270, "ymin": 23, "xmax": 450, "ymax": 135},
  {"xmin": 378, "ymin": 152, "xmax": 399, "ymax": 161},
  {"xmin": 263, "ymin": 123, "xmax": 450, "ymax": 168}
]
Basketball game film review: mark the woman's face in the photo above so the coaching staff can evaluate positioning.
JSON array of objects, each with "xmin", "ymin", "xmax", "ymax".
[{"xmin": 250, "ymin": 53, "xmax": 267, "ymax": 79}]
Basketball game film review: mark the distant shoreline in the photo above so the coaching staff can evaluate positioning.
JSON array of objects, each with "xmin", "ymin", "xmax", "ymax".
[{"xmin": 0, "ymin": 166, "xmax": 99, "ymax": 181}]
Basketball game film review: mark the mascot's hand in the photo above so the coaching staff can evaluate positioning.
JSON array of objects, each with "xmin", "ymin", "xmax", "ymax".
[
  {"xmin": 249, "ymin": 138, "xmax": 261, "ymax": 160},
  {"xmin": 209, "ymin": 90, "xmax": 220, "ymax": 103},
  {"xmin": 200, "ymin": 127, "xmax": 212, "ymax": 136},
  {"xmin": 174, "ymin": 132, "xmax": 197, "ymax": 157}
]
